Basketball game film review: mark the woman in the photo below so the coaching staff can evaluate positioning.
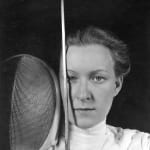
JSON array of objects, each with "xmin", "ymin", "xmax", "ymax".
[{"xmin": 56, "ymin": 27, "xmax": 150, "ymax": 150}]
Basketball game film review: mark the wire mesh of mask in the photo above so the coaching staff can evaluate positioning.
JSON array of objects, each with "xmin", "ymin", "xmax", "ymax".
[{"xmin": 0, "ymin": 54, "xmax": 60, "ymax": 150}]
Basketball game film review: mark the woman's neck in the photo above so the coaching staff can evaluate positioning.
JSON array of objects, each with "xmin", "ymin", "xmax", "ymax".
[{"xmin": 69, "ymin": 120, "xmax": 107, "ymax": 144}]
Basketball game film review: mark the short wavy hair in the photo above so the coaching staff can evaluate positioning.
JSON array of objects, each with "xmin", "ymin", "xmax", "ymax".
[{"xmin": 66, "ymin": 26, "xmax": 131, "ymax": 78}]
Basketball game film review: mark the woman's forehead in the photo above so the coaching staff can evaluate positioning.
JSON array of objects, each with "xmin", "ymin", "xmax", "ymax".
[{"xmin": 66, "ymin": 44, "xmax": 115, "ymax": 73}]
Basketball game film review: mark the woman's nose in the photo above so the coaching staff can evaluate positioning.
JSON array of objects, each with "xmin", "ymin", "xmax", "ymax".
[{"xmin": 76, "ymin": 79, "xmax": 91, "ymax": 101}]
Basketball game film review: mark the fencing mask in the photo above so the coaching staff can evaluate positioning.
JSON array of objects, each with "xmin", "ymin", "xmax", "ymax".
[{"xmin": 0, "ymin": 54, "xmax": 60, "ymax": 150}]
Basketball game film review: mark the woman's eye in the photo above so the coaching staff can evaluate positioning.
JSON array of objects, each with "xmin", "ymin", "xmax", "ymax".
[
  {"xmin": 91, "ymin": 75, "xmax": 105, "ymax": 83},
  {"xmin": 67, "ymin": 76, "xmax": 77, "ymax": 82}
]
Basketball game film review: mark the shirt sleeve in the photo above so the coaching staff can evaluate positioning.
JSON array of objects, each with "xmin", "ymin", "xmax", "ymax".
[{"xmin": 127, "ymin": 131, "xmax": 150, "ymax": 150}]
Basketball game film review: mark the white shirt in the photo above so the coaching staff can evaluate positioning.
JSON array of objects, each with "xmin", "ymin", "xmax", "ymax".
[{"xmin": 52, "ymin": 120, "xmax": 150, "ymax": 150}]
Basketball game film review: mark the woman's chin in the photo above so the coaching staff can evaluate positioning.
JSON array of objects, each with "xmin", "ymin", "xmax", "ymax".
[{"xmin": 75, "ymin": 119, "xmax": 96, "ymax": 129}]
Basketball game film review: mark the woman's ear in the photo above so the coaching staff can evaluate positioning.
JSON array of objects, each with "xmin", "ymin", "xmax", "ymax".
[{"xmin": 114, "ymin": 76, "xmax": 123, "ymax": 97}]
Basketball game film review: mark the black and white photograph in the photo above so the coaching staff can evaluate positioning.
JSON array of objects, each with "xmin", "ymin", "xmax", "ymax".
[{"xmin": 0, "ymin": 0, "xmax": 150, "ymax": 149}]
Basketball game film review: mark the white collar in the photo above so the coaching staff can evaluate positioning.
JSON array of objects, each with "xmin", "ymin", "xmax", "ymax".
[{"xmin": 69, "ymin": 120, "xmax": 107, "ymax": 149}]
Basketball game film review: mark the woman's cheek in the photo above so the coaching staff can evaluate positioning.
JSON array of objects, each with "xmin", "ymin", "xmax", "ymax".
[{"xmin": 68, "ymin": 84, "xmax": 76, "ymax": 124}]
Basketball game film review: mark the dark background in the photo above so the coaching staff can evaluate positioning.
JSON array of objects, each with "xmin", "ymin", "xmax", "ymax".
[{"xmin": 0, "ymin": 0, "xmax": 150, "ymax": 133}]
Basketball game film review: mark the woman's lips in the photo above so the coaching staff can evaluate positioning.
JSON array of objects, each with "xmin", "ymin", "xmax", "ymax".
[{"xmin": 74, "ymin": 108, "xmax": 95, "ymax": 111}]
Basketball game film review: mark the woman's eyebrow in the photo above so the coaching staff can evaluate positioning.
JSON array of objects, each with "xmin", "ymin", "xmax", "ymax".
[
  {"xmin": 89, "ymin": 69, "xmax": 109, "ymax": 74},
  {"xmin": 67, "ymin": 70, "xmax": 77, "ymax": 74}
]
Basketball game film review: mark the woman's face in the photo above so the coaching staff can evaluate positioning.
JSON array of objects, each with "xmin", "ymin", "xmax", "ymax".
[{"xmin": 66, "ymin": 44, "xmax": 123, "ymax": 128}]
